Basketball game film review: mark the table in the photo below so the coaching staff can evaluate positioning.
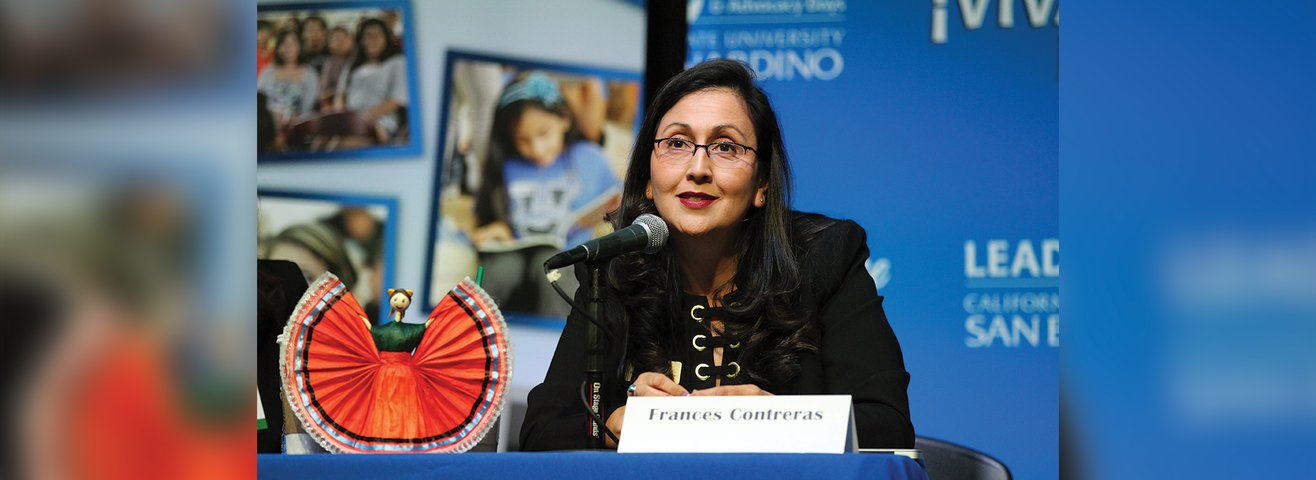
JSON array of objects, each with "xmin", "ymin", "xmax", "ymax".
[{"xmin": 258, "ymin": 452, "xmax": 928, "ymax": 480}]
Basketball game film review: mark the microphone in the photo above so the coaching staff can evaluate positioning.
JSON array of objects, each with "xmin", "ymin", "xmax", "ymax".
[{"xmin": 544, "ymin": 214, "xmax": 668, "ymax": 269}]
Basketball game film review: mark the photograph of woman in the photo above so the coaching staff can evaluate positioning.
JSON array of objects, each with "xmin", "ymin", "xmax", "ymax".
[
  {"xmin": 256, "ymin": 3, "xmax": 416, "ymax": 156},
  {"xmin": 334, "ymin": 17, "xmax": 408, "ymax": 146},
  {"xmin": 519, "ymin": 59, "xmax": 915, "ymax": 450},
  {"xmin": 257, "ymin": 193, "xmax": 393, "ymax": 323},
  {"xmin": 257, "ymin": 27, "xmax": 319, "ymax": 150}
]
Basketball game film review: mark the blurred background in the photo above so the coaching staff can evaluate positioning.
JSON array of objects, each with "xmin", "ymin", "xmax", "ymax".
[
  {"xmin": 1062, "ymin": 1, "xmax": 1316, "ymax": 478},
  {"xmin": 1, "ymin": 0, "xmax": 252, "ymax": 478}
]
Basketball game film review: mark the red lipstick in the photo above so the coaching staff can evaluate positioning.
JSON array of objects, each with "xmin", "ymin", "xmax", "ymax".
[{"xmin": 677, "ymin": 191, "xmax": 717, "ymax": 209}]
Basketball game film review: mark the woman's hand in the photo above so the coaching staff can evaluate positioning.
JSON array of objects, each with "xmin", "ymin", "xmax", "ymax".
[
  {"xmin": 628, "ymin": 371, "xmax": 689, "ymax": 397},
  {"xmin": 689, "ymin": 384, "xmax": 773, "ymax": 396},
  {"xmin": 603, "ymin": 405, "xmax": 625, "ymax": 448},
  {"xmin": 364, "ymin": 99, "xmax": 401, "ymax": 122},
  {"xmin": 605, "ymin": 372, "xmax": 687, "ymax": 448}
]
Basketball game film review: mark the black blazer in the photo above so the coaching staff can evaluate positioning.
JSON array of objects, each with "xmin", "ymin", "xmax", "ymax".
[{"xmin": 519, "ymin": 213, "xmax": 914, "ymax": 450}]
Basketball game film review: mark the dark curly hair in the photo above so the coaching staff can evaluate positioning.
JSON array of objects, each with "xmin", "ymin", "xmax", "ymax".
[{"xmin": 605, "ymin": 59, "xmax": 815, "ymax": 387}]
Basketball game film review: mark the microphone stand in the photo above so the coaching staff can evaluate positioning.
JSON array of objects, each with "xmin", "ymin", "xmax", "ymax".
[{"xmin": 585, "ymin": 263, "xmax": 605, "ymax": 449}]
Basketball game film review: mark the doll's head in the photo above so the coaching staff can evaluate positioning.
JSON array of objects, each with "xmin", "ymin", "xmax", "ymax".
[
  {"xmin": 492, "ymin": 72, "xmax": 574, "ymax": 167},
  {"xmin": 387, "ymin": 288, "xmax": 413, "ymax": 311}
]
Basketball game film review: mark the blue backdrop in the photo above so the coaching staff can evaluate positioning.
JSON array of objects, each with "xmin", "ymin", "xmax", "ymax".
[{"xmin": 689, "ymin": 1, "xmax": 1058, "ymax": 478}]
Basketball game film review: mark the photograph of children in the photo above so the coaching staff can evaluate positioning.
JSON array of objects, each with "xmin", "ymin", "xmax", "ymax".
[
  {"xmin": 257, "ymin": 191, "xmax": 396, "ymax": 323},
  {"xmin": 257, "ymin": 2, "xmax": 419, "ymax": 158},
  {"xmin": 426, "ymin": 52, "xmax": 642, "ymax": 318}
]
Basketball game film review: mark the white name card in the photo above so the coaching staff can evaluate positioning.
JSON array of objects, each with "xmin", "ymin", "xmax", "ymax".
[{"xmin": 617, "ymin": 394, "xmax": 856, "ymax": 454}]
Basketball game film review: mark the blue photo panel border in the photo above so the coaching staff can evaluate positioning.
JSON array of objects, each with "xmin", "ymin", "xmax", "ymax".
[
  {"xmin": 421, "ymin": 49, "xmax": 644, "ymax": 327},
  {"xmin": 258, "ymin": 189, "xmax": 399, "ymax": 323},
  {"xmin": 257, "ymin": 0, "xmax": 422, "ymax": 162}
]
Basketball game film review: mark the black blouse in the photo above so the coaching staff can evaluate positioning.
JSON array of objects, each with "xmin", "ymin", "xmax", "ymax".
[
  {"xmin": 668, "ymin": 292, "xmax": 749, "ymax": 390},
  {"xmin": 519, "ymin": 213, "xmax": 915, "ymax": 450}
]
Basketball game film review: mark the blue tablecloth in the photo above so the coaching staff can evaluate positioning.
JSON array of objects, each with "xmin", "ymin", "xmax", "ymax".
[{"xmin": 258, "ymin": 452, "xmax": 928, "ymax": 480}]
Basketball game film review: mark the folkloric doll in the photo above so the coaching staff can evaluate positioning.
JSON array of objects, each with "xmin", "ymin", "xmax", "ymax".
[{"xmin": 279, "ymin": 273, "xmax": 510, "ymax": 453}]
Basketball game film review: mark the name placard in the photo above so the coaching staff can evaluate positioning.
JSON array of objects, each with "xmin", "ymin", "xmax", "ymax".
[{"xmin": 617, "ymin": 394, "xmax": 856, "ymax": 454}]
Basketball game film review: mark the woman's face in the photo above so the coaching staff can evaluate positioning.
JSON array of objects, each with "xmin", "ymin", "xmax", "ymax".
[
  {"xmin": 302, "ymin": 21, "xmax": 327, "ymax": 53},
  {"xmin": 512, "ymin": 106, "xmax": 570, "ymax": 167},
  {"xmin": 329, "ymin": 30, "xmax": 353, "ymax": 56},
  {"xmin": 360, "ymin": 24, "xmax": 386, "ymax": 60},
  {"xmin": 276, "ymin": 32, "xmax": 301, "ymax": 65},
  {"xmin": 647, "ymin": 88, "xmax": 765, "ymax": 241}
]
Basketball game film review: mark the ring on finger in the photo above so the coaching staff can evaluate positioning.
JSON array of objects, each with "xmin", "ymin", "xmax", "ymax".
[{"xmin": 626, "ymin": 383, "xmax": 638, "ymax": 396}]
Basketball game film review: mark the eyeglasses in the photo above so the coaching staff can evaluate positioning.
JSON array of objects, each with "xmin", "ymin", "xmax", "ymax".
[{"xmin": 653, "ymin": 138, "xmax": 757, "ymax": 168}]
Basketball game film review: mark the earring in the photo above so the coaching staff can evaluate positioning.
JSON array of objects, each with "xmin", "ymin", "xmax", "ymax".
[{"xmin": 755, "ymin": 193, "xmax": 765, "ymax": 207}]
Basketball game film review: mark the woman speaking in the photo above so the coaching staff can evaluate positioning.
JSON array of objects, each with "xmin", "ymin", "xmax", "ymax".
[{"xmin": 520, "ymin": 59, "xmax": 914, "ymax": 450}]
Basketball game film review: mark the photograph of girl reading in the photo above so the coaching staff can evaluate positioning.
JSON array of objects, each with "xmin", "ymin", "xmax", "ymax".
[
  {"xmin": 520, "ymin": 60, "xmax": 914, "ymax": 450},
  {"xmin": 473, "ymin": 72, "xmax": 622, "ymax": 317},
  {"xmin": 425, "ymin": 54, "xmax": 640, "ymax": 319}
]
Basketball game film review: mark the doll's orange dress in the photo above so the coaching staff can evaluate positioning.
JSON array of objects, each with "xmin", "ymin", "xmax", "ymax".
[{"xmin": 279, "ymin": 273, "xmax": 510, "ymax": 453}]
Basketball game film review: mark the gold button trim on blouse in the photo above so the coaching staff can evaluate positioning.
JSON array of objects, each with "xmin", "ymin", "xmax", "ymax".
[
  {"xmin": 694, "ymin": 361, "xmax": 741, "ymax": 381},
  {"xmin": 692, "ymin": 334, "xmax": 741, "ymax": 351}
]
